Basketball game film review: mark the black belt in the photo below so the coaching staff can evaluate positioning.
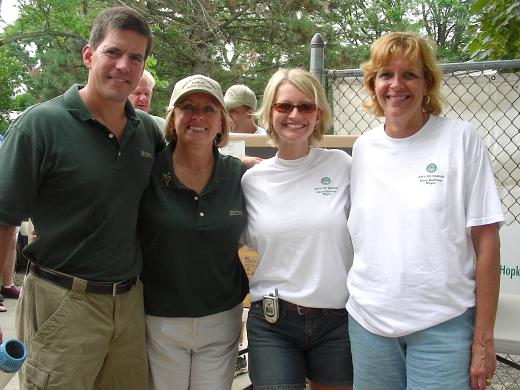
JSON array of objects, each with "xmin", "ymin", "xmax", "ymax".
[
  {"xmin": 29, "ymin": 263, "xmax": 137, "ymax": 296},
  {"xmin": 281, "ymin": 300, "xmax": 347, "ymax": 315},
  {"xmin": 251, "ymin": 299, "xmax": 347, "ymax": 315}
]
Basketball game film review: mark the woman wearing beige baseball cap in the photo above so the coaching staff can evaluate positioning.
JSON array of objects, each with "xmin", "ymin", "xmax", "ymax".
[{"xmin": 139, "ymin": 74, "xmax": 249, "ymax": 390}]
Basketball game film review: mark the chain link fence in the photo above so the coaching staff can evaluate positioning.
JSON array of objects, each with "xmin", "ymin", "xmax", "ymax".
[
  {"xmin": 329, "ymin": 59, "xmax": 520, "ymax": 225},
  {"xmin": 327, "ymin": 59, "xmax": 520, "ymax": 388}
]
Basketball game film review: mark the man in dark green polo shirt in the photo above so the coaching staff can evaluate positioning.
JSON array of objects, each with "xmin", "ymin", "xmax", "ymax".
[{"xmin": 0, "ymin": 7, "xmax": 164, "ymax": 390}]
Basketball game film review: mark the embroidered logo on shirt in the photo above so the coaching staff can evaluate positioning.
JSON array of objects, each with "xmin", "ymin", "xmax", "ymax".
[
  {"xmin": 426, "ymin": 163, "xmax": 437, "ymax": 173},
  {"xmin": 418, "ymin": 163, "xmax": 445, "ymax": 185},
  {"xmin": 162, "ymin": 172, "xmax": 172, "ymax": 187},
  {"xmin": 229, "ymin": 210, "xmax": 244, "ymax": 216},
  {"xmin": 141, "ymin": 150, "xmax": 152, "ymax": 159},
  {"xmin": 314, "ymin": 177, "xmax": 338, "ymax": 196}
]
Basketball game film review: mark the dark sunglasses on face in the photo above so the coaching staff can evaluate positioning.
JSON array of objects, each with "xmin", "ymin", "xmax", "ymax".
[{"xmin": 272, "ymin": 102, "xmax": 317, "ymax": 113}]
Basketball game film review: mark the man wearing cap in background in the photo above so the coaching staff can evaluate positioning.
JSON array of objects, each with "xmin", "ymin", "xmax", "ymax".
[
  {"xmin": 223, "ymin": 84, "xmax": 265, "ymax": 378},
  {"xmin": 224, "ymin": 84, "xmax": 266, "ymax": 134},
  {"xmin": 129, "ymin": 69, "xmax": 166, "ymax": 130}
]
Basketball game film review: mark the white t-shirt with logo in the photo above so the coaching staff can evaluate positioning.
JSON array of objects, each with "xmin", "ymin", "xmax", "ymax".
[
  {"xmin": 347, "ymin": 115, "xmax": 504, "ymax": 337},
  {"xmin": 241, "ymin": 147, "xmax": 353, "ymax": 308}
]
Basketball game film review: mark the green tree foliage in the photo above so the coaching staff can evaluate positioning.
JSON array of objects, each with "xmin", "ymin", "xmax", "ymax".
[
  {"xmin": 140, "ymin": 0, "xmax": 325, "ymax": 114},
  {"xmin": 0, "ymin": 45, "xmax": 25, "ymax": 132},
  {"xmin": 0, "ymin": 0, "xmax": 108, "ymax": 131},
  {"xmin": 0, "ymin": 0, "xmax": 485, "ymax": 126},
  {"xmin": 469, "ymin": 0, "xmax": 520, "ymax": 59},
  {"xmin": 415, "ymin": 0, "xmax": 475, "ymax": 61},
  {"xmin": 314, "ymin": 0, "xmax": 418, "ymax": 69}
]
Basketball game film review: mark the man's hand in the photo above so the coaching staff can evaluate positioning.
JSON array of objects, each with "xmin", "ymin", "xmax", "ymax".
[{"xmin": 240, "ymin": 155, "xmax": 263, "ymax": 170}]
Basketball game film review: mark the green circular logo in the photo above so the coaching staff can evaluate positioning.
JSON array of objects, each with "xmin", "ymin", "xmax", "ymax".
[
  {"xmin": 321, "ymin": 177, "xmax": 331, "ymax": 185},
  {"xmin": 426, "ymin": 163, "xmax": 437, "ymax": 173}
]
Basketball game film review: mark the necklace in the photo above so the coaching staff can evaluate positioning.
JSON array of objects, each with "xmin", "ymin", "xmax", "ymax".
[{"xmin": 173, "ymin": 156, "xmax": 213, "ymax": 182}]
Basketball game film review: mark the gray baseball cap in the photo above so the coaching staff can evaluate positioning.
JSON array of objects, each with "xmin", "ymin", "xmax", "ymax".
[
  {"xmin": 168, "ymin": 74, "xmax": 225, "ymax": 110},
  {"xmin": 224, "ymin": 84, "xmax": 257, "ymax": 110}
]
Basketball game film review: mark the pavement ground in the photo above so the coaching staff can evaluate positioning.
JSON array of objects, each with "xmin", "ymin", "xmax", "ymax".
[{"xmin": 0, "ymin": 296, "xmax": 19, "ymax": 390}]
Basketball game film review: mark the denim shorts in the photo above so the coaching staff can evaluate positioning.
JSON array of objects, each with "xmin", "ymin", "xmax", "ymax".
[
  {"xmin": 348, "ymin": 307, "xmax": 475, "ymax": 390},
  {"xmin": 247, "ymin": 300, "xmax": 353, "ymax": 389}
]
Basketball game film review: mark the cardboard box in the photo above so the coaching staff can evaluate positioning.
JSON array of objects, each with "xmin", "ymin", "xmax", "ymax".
[{"xmin": 239, "ymin": 246, "xmax": 259, "ymax": 307}]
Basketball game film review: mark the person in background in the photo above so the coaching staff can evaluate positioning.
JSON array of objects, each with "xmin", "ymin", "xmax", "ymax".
[
  {"xmin": 0, "ymin": 133, "xmax": 20, "ymax": 313},
  {"xmin": 224, "ymin": 83, "xmax": 263, "ymax": 377},
  {"xmin": 0, "ymin": 228, "xmax": 20, "ymax": 312},
  {"xmin": 139, "ymin": 74, "xmax": 248, "ymax": 390},
  {"xmin": 129, "ymin": 69, "xmax": 166, "ymax": 129},
  {"xmin": 221, "ymin": 84, "xmax": 264, "ymax": 168},
  {"xmin": 347, "ymin": 32, "xmax": 503, "ymax": 390},
  {"xmin": 224, "ymin": 84, "xmax": 266, "ymax": 134},
  {"xmin": 0, "ymin": 7, "xmax": 164, "ymax": 389},
  {"xmin": 241, "ymin": 68, "xmax": 354, "ymax": 390}
]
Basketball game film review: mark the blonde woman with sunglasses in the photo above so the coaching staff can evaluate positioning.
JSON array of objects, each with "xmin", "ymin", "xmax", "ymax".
[{"xmin": 241, "ymin": 68, "xmax": 354, "ymax": 390}]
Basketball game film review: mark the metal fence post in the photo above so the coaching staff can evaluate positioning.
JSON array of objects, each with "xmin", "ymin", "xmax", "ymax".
[{"xmin": 310, "ymin": 33, "xmax": 325, "ymax": 85}]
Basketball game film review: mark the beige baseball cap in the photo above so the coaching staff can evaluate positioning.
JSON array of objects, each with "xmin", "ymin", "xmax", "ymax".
[
  {"xmin": 224, "ymin": 84, "xmax": 257, "ymax": 110},
  {"xmin": 168, "ymin": 74, "xmax": 225, "ymax": 110}
]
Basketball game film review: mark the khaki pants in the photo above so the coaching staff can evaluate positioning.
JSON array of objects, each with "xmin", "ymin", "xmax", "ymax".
[
  {"xmin": 15, "ymin": 272, "xmax": 147, "ymax": 390},
  {"xmin": 146, "ymin": 303, "xmax": 243, "ymax": 390}
]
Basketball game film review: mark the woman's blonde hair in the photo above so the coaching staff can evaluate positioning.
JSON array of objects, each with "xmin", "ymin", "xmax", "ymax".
[
  {"xmin": 257, "ymin": 68, "xmax": 332, "ymax": 146},
  {"xmin": 361, "ymin": 32, "xmax": 444, "ymax": 116},
  {"xmin": 164, "ymin": 96, "xmax": 230, "ymax": 147}
]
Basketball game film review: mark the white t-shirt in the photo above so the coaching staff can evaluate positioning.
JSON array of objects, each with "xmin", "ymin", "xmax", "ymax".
[
  {"xmin": 347, "ymin": 116, "xmax": 504, "ymax": 337},
  {"xmin": 241, "ymin": 147, "xmax": 353, "ymax": 308}
]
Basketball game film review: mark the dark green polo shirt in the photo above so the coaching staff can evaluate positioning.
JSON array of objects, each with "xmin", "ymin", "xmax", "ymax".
[
  {"xmin": 0, "ymin": 85, "xmax": 165, "ymax": 281},
  {"xmin": 139, "ymin": 142, "xmax": 249, "ymax": 317}
]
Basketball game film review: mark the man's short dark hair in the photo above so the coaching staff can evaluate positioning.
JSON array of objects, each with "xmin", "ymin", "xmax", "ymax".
[{"xmin": 89, "ymin": 7, "xmax": 153, "ymax": 59}]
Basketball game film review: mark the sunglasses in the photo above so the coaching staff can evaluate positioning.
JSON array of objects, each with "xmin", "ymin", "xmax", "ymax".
[{"xmin": 272, "ymin": 102, "xmax": 317, "ymax": 113}]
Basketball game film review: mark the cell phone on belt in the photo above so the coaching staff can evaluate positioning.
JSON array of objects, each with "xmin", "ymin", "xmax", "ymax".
[{"xmin": 263, "ymin": 288, "xmax": 279, "ymax": 324}]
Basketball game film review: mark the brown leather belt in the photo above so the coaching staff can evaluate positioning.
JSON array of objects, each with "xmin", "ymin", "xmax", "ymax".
[
  {"xmin": 29, "ymin": 263, "xmax": 136, "ymax": 296},
  {"xmin": 252, "ymin": 299, "xmax": 347, "ymax": 315},
  {"xmin": 281, "ymin": 300, "xmax": 347, "ymax": 315}
]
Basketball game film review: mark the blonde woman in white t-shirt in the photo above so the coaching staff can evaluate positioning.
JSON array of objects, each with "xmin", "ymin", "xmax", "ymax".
[{"xmin": 241, "ymin": 68, "xmax": 354, "ymax": 390}]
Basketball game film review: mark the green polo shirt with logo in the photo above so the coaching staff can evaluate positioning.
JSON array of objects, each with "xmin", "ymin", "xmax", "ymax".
[
  {"xmin": 139, "ymin": 142, "xmax": 249, "ymax": 317},
  {"xmin": 0, "ymin": 84, "xmax": 165, "ymax": 281}
]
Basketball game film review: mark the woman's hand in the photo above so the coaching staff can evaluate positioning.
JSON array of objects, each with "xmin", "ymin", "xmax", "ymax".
[
  {"xmin": 470, "ymin": 223, "xmax": 501, "ymax": 390},
  {"xmin": 470, "ymin": 337, "xmax": 496, "ymax": 389},
  {"xmin": 239, "ymin": 155, "xmax": 263, "ymax": 170}
]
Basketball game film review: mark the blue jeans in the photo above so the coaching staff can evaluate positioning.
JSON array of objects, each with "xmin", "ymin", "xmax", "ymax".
[
  {"xmin": 247, "ymin": 300, "xmax": 353, "ymax": 390},
  {"xmin": 348, "ymin": 308, "xmax": 475, "ymax": 390}
]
